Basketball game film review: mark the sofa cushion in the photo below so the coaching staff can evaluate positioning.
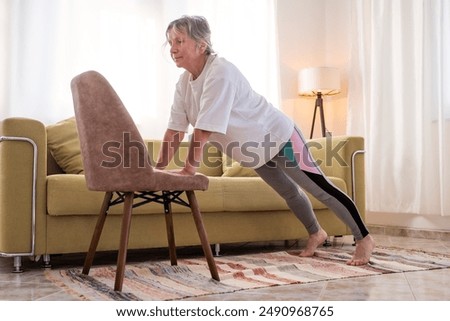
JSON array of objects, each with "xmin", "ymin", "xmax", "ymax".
[
  {"xmin": 47, "ymin": 175, "xmax": 225, "ymax": 216},
  {"xmin": 46, "ymin": 117, "xmax": 84, "ymax": 174},
  {"xmin": 47, "ymin": 174, "xmax": 347, "ymax": 216},
  {"xmin": 222, "ymin": 155, "xmax": 258, "ymax": 177}
]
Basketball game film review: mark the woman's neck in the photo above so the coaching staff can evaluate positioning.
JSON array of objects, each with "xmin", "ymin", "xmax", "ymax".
[{"xmin": 190, "ymin": 54, "xmax": 209, "ymax": 80}]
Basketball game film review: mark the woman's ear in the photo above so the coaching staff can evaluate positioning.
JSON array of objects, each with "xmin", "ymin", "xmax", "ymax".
[{"xmin": 197, "ymin": 42, "xmax": 207, "ymax": 53}]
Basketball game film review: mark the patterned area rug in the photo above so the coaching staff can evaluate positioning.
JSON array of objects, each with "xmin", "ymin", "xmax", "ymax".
[{"xmin": 45, "ymin": 247, "xmax": 450, "ymax": 301}]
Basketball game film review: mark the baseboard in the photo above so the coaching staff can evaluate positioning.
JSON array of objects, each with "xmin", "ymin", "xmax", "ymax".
[
  {"xmin": 367, "ymin": 224, "xmax": 450, "ymax": 241},
  {"xmin": 366, "ymin": 211, "xmax": 450, "ymax": 241}
]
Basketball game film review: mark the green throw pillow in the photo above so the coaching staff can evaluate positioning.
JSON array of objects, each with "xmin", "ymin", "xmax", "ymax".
[{"xmin": 46, "ymin": 117, "xmax": 84, "ymax": 174}]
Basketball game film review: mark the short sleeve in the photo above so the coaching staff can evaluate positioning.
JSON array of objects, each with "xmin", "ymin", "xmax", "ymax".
[
  {"xmin": 167, "ymin": 77, "xmax": 190, "ymax": 133},
  {"xmin": 195, "ymin": 76, "xmax": 236, "ymax": 134}
]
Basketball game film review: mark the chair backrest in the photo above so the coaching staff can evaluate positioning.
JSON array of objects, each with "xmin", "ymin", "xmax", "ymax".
[{"xmin": 71, "ymin": 70, "xmax": 153, "ymax": 192}]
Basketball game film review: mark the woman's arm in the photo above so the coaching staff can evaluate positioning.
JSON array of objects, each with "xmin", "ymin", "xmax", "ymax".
[
  {"xmin": 155, "ymin": 128, "xmax": 185, "ymax": 169},
  {"xmin": 180, "ymin": 128, "xmax": 212, "ymax": 175}
]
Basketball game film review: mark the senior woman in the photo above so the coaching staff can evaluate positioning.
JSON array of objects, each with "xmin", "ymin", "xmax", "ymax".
[{"xmin": 156, "ymin": 15, "xmax": 375, "ymax": 265}]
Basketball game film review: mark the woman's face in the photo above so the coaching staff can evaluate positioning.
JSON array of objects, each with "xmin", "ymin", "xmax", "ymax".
[{"xmin": 167, "ymin": 28, "xmax": 205, "ymax": 73}]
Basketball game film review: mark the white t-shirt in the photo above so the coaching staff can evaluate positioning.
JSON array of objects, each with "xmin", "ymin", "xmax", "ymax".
[{"xmin": 168, "ymin": 54, "xmax": 294, "ymax": 168}]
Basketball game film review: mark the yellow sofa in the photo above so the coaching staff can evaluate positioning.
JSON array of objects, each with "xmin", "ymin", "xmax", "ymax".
[{"xmin": 0, "ymin": 117, "xmax": 365, "ymax": 272}]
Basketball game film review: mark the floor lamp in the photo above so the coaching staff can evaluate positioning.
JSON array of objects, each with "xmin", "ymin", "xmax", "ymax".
[{"xmin": 298, "ymin": 67, "xmax": 341, "ymax": 139}]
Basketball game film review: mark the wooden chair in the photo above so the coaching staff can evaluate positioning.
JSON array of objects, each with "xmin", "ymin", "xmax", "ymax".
[{"xmin": 71, "ymin": 70, "xmax": 219, "ymax": 291}]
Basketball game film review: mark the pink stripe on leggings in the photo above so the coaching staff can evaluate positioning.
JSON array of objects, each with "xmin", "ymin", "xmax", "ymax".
[{"xmin": 289, "ymin": 128, "xmax": 321, "ymax": 175}]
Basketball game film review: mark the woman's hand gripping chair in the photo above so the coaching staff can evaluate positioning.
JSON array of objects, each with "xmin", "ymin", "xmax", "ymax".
[{"xmin": 71, "ymin": 70, "xmax": 220, "ymax": 291}]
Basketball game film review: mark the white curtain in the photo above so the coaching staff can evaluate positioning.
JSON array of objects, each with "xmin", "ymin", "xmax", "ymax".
[
  {"xmin": 0, "ymin": 0, "xmax": 279, "ymax": 139},
  {"xmin": 348, "ymin": 0, "xmax": 450, "ymax": 216}
]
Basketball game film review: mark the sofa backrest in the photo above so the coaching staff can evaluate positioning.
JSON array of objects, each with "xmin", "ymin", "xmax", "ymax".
[{"xmin": 45, "ymin": 115, "xmax": 224, "ymax": 177}]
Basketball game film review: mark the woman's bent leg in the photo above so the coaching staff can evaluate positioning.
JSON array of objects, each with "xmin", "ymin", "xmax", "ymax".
[
  {"xmin": 254, "ymin": 161, "xmax": 320, "ymax": 235},
  {"xmin": 255, "ymin": 161, "xmax": 328, "ymax": 256}
]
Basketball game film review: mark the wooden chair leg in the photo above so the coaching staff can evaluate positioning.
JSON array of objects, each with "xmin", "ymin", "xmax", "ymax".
[
  {"xmin": 164, "ymin": 199, "xmax": 177, "ymax": 265},
  {"xmin": 114, "ymin": 192, "xmax": 134, "ymax": 292},
  {"xmin": 83, "ymin": 192, "xmax": 113, "ymax": 275},
  {"xmin": 185, "ymin": 190, "xmax": 220, "ymax": 281}
]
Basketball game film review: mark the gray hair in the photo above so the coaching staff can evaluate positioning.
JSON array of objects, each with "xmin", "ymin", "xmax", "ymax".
[{"xmin": 166, "ymin": 15, "xmax": 214, "ymax": 55}]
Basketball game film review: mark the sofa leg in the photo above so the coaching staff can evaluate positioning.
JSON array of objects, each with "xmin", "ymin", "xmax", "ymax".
[
  {"xmin": 42, "ymin": 254, "xmax": 51, "ymax": 268},
  {"xmin": 12, "ymin": 256, "xmax": 23, "ymax": 273},
  {"xmin": 214, "ymin": 244, "xmax": 221, "ymax": 256}
]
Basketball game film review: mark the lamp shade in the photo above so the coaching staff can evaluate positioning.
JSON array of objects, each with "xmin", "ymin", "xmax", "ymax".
[{"xmin": 298, "ymin": 67, "xmax": 341, "ymax": 96}]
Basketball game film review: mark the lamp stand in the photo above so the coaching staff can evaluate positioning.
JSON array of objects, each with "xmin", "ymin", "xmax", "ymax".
[{"xmin": 309, "ymin": 92, "xmax": 327, "ymax": 139}]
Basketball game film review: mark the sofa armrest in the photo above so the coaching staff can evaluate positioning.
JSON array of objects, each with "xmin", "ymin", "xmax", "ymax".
[
  {"xmin": 0, "ymin": 118, "xmax": 47, "ymax": 256},
  {"xmin": 308, "ymin": 135, "xmax": 365, "ymax": 217}
]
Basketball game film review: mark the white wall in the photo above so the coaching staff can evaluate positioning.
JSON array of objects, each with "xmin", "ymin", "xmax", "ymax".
[
  {"xmin": 0, "ymin": 1, "xmax": 10, "ymax": 110},
  {"xmin": 277, "ymin": 0, "xmax": 350, "ymax": 137}
]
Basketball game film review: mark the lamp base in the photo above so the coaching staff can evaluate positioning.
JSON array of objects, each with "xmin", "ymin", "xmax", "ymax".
[{"xmin": 309, "ymin": 92, "xmax": 330, "ymax": 139}]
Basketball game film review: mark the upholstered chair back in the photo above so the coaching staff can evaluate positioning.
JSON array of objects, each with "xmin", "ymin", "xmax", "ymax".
[{"xmin": 71, "ymin": 70, "xmax": 152, "ymax": 192}]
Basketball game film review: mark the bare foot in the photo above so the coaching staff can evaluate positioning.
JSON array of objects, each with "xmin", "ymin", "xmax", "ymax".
[
  {"xmin": 347, "ymin": 234, "xmax": 375, "ymax": 266},
  {"xmin": 300, "ymin": 228, "xmax": 328, "ymax": 257}
]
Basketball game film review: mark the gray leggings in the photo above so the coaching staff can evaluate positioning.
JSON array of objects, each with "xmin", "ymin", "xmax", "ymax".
[{"xmin": 254, "ymin": 128, "xmax": 369, "ymax": 240}]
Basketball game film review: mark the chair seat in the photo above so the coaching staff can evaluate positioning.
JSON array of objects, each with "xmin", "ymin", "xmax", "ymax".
[
  {"xmin": 86, "ymin": 168, "xmax": 209, "ymax": 192},
  {"xmin": 148, "ymin": 169, "xmax": 209, "ymax": 191}
]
